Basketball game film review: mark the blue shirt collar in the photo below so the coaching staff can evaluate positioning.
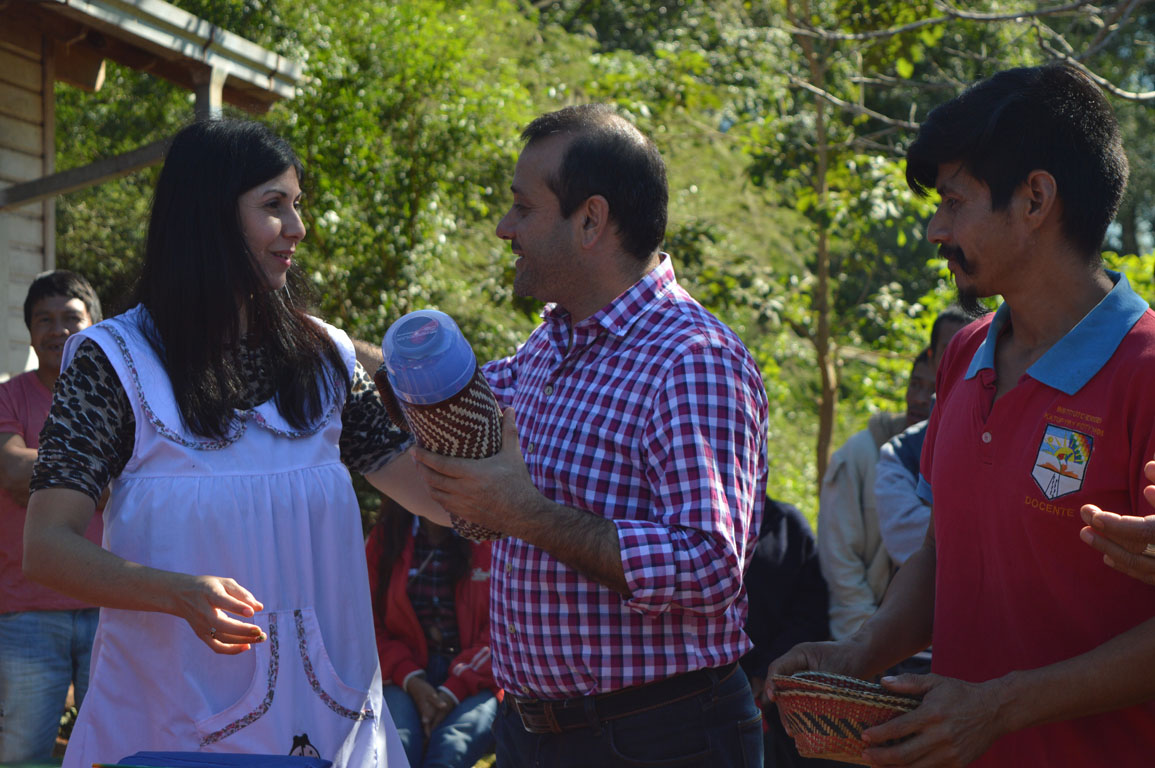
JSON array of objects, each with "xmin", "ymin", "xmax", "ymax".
[{"xmin": 965, "ymin": 270, "xmax": 1149, "ymax": 395}]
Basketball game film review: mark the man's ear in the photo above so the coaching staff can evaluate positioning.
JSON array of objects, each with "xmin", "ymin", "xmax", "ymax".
[
  {"xmin": 1021, "ymin": 169, "xmax": 1058, "ymax": 227},
  {"xmin": 577, "ymin": 195, "xmax": 610, "ymax": 248}
]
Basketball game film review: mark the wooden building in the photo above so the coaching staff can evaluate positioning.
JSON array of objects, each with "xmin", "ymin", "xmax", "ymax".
[{"xmin": 0, "ymin": 0, "xmax": 302, "ymax": 377}]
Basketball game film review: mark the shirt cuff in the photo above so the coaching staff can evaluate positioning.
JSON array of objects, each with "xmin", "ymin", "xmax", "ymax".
[
  {"xmin": 917, "ymin": 473, "xmax": 933, "ymax": 505},
  {"xmin": 616, "ymin": 519, "xmax": 676, "ymax": 614}
]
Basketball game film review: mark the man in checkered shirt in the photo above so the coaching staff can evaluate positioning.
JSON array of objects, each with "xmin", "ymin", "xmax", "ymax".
[{"xmin": 412, "ymin": 104, "xmax": 770, "ymax": 766}]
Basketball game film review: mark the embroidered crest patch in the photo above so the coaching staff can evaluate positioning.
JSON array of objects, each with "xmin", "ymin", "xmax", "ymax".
[{"xmin": 1032, "ymin": 424, "xmax": 1092, "ymax": 500}]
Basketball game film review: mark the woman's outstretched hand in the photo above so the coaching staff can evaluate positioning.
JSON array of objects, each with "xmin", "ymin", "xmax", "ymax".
[{"xmin": 171, "ymin": 574, "xmax": 266, "ymax": 654}]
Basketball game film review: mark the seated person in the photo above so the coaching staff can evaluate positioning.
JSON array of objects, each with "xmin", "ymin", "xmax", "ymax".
[{"xmin": 366, "ymin": 497, "xmax": 498, "ymax": 768}]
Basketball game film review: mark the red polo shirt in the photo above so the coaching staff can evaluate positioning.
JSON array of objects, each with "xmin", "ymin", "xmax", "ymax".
[
  {"xmin": 920, "ymin": 273, "xmax": 1155, "ymax": 766},
  {"xmin": 0, "ymin": 370, "xmax": 102, "ymax": 613}
]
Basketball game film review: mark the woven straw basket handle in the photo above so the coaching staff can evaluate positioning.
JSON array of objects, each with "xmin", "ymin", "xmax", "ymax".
[{"xmin": 372, "ymin": 367, "xmax": 413, "ymax": 434}]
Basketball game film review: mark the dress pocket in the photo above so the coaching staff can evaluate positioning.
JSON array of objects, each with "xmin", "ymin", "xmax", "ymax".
[
  {"xmin": 194, "ymin": 612, "xmax": 278, "ymax": 746},
  {"xmin": 192, "ymin": 609, "xmax": 374, "ymax": 752},
  {"xmin": 290, "ymin": 607, "xmax": 375, "ymax": 722}
]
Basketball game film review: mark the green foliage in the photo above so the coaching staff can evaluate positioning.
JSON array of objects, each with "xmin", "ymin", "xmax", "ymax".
[
  {"xmin": 270, "ymin": 0, "xmax": 539, "ymax": 362},
  {"xmin": 1104, "ymin": 251, "xmax": 1155, "ymax": 299},
  {"xmin": 47, "ymin": 0, "xmax": 1155, "ymax": 528},
  {"xmin": 54, "ymin": 65, "xmax": 189, "ymax": 312}
]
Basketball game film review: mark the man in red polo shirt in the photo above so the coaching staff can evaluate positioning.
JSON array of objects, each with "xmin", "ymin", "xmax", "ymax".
[{"xmin": 769, "ymin": 63, "xmax": 1155, "ymax": 767}]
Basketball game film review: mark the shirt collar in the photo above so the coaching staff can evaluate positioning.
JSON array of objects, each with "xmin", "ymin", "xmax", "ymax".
[
  {"xmin": 542, "ymin": 253, "xmax": 676, "ymax": 340},
  {"xmin": 965, "ymin": 270, "xmax": 1148, "ymax": 395}
]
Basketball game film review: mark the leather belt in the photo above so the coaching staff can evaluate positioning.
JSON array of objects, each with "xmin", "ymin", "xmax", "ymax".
[{"xmin": 512, "ymin": 662, "xmax": 738, "ymax": 734}]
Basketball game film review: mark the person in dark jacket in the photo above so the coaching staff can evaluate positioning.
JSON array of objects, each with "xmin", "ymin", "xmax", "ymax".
[{"xmin": 742, "ymin": 496, "xmax": 840, "ymax": 767}]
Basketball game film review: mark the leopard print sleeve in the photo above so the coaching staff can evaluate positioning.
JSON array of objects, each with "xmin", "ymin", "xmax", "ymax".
[
  {"xmin": 339, "ymin": 360, "xmax": 410, "ymax": 475},
  {"xmin": 31, "ymin": 339, "xmax": 134, "ymax": 501}
]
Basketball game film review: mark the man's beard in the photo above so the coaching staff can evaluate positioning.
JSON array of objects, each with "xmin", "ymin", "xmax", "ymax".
[{"xmin": 956, "ymin": 286, "xmax": 988, "ymax": 317}]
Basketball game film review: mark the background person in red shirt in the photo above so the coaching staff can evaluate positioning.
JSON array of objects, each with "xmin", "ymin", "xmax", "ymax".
[
  {"xmin": 0, "ymin": 270, "xmax": 103, "ymax": 762},
  {"xmin": 366, "ymin": 496, "xmax": 497, "ymax": 768}
]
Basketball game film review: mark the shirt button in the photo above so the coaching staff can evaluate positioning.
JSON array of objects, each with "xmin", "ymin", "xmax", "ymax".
[
  {"xmin": 505, "ymin": 562, "xmax": 512, "ymax": 574},
  {"xmin": 509, "ymin": 624, "xmax": 517, "ymax": 635},
  {"xmin": 982, "ymin": 431, "xmax": 992, "ymax": 444},
  {"xmin": 526, "ymin": 443, "xmax": 534, "ymax": 454},
  {"xmin": 544, "ymin": 385, "xmax": 553, "ymax": 395}
]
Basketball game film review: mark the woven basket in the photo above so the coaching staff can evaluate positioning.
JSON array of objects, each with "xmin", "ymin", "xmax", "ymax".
[
  {"xmin": 374, "ymin": 366, "xmax": 505, "ymax": 541},
  {"xmin": 772, "ymin": 672, "xmax": 921, "ymax": 765}
]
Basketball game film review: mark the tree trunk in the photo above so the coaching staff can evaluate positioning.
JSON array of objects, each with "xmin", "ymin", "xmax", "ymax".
[{"xmin": 794, "ymin": 0, "xmax": 838, "ymax": 493}]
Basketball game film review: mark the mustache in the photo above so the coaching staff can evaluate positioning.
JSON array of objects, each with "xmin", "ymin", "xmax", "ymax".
[{"xmin": 940, "ymin": 245, "xmax": 972, "ymax": 275}]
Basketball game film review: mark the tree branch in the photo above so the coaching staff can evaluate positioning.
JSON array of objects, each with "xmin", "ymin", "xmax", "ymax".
[
  {"xmin": 788, "ymin": 318, "xmax": 815, "ymax": 344},
  {"xmin": 789, "ymin": 75, "xmax": 920, "ymax": 130},
  {"xmin": 850, "ymin": 75, "xmax": 957, "ymax": 92},
  {"xmin": 935, "ymin": 0, "xmax": 1099, "ymax": 24},
  {"xmin": 1037, "ymin": 38, "xmax": 1155, "ymax": 100},
  {"xmin": 782, "ymin": 16, "xmax": 946, "ymax": 42},
  {"xmin": 783, "ymin": 0, "xmax": 1100, "ymax": 42},
  {"xmin": 1072, "ymin": 0, "xmax": 1153, "ymax": 60}
]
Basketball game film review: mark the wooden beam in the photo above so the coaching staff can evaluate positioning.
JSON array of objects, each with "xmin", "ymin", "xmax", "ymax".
[
  {"xmin": 0, "ymin": 138, "xmax": 167, "ymax": 211},
  {"xmin": 7, "ymin": 0, "xmax": 291, "ymax": 113},
  {"xmin": 192, "ymin": 65, "xmax": 227, "ymax": 120},
  {"xmin": 54, "ymin": 38, "xmax": 105, "ymax": 92}
]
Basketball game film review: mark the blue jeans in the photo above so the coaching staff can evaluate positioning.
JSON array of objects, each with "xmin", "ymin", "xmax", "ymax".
[
  {"xmin": 0, "ymin": 608, "xmax": 99, "ymax": 761},
  {"xmin": 383, "ymin": 652, "xmax": 497, "ymax": 768},
  {"xmin": 495, "ymin": 664, "xmax": 763, "ymax": 768}
]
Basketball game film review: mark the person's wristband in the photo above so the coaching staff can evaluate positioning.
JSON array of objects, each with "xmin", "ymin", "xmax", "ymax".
[
  {"xmin": 402, "ymin": 670, "xmax": 426, "ymax": 694},
  {"xmin": 437, "ymin": 685, "xmax": 460, "ymax": 706}
]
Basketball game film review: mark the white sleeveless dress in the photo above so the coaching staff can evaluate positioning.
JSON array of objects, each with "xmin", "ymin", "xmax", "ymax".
[{"xmin": 60, "ymin": 306, "xmax": 407, "ymax": 768}]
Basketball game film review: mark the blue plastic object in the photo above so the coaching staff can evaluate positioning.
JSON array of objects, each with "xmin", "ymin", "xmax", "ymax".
[
  {"xmin": 381, "ymin": 309, "xmax": 477, "ymax": 405},
  {"xmin": 107, "ymin": 753, "xmax": 331, "ymax": 768}
]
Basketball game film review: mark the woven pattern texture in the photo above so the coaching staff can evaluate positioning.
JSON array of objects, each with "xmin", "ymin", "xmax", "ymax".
[
  {"xmin": 374, "ymin": 366, "xmax": 504, "ymax": 541},
  {"xmin": 772, "ymin": 671, "xmax": 921, "ymax": 765}
]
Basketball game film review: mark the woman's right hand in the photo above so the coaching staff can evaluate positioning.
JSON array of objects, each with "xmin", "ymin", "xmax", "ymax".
[
  {"xmin": 170, "ymin": 574, "xmax": 266, "ymax": 654},
  {"xmin": 25, "ymin": 489, "xmax": 265, "ymax": 655}
]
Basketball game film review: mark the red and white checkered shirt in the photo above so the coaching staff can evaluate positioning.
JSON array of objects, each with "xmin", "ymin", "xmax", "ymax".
[{"xmin": 482, "ymin": 255, "xmax": 769, "ymax": 699}]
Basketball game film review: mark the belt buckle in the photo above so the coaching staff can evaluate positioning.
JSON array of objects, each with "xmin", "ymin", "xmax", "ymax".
[{"xmin": 515, "ymin": 698, "xmax": 562, "ymax": 734}]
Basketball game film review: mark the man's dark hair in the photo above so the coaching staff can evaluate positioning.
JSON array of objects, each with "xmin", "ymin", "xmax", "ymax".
[
  {"xmin": 912, "ymin": 347, "xmax": 934, "ymax": 374},
  {"xmin": 23, "ymin": 270, "xmax": 102, "ymax": 329},
  {"xmin": 930, "ymin": 305, "xmax": 971, "ymax": 350},
  {"xmin": 521, "ymin": 104, "xmax": 667, "ymax": 261},
  {"xmin": 906, "ymin": 63, "xmax": 1129, "ymax": 259}
]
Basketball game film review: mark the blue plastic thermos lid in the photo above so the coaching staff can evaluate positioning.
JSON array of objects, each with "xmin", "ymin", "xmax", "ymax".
[{"xmin": 381, "ymin": 309, "xmax": 478, "ymax": 405}]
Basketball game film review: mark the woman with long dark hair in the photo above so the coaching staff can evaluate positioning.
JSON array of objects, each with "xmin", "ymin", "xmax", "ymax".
[
  {"xmin": 23, "ymin": 119, "xmax": 441, "ymax": 766},
  {"xmin": 366, "ymin": 497, "xmax": 496, "ymax": 768}
]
